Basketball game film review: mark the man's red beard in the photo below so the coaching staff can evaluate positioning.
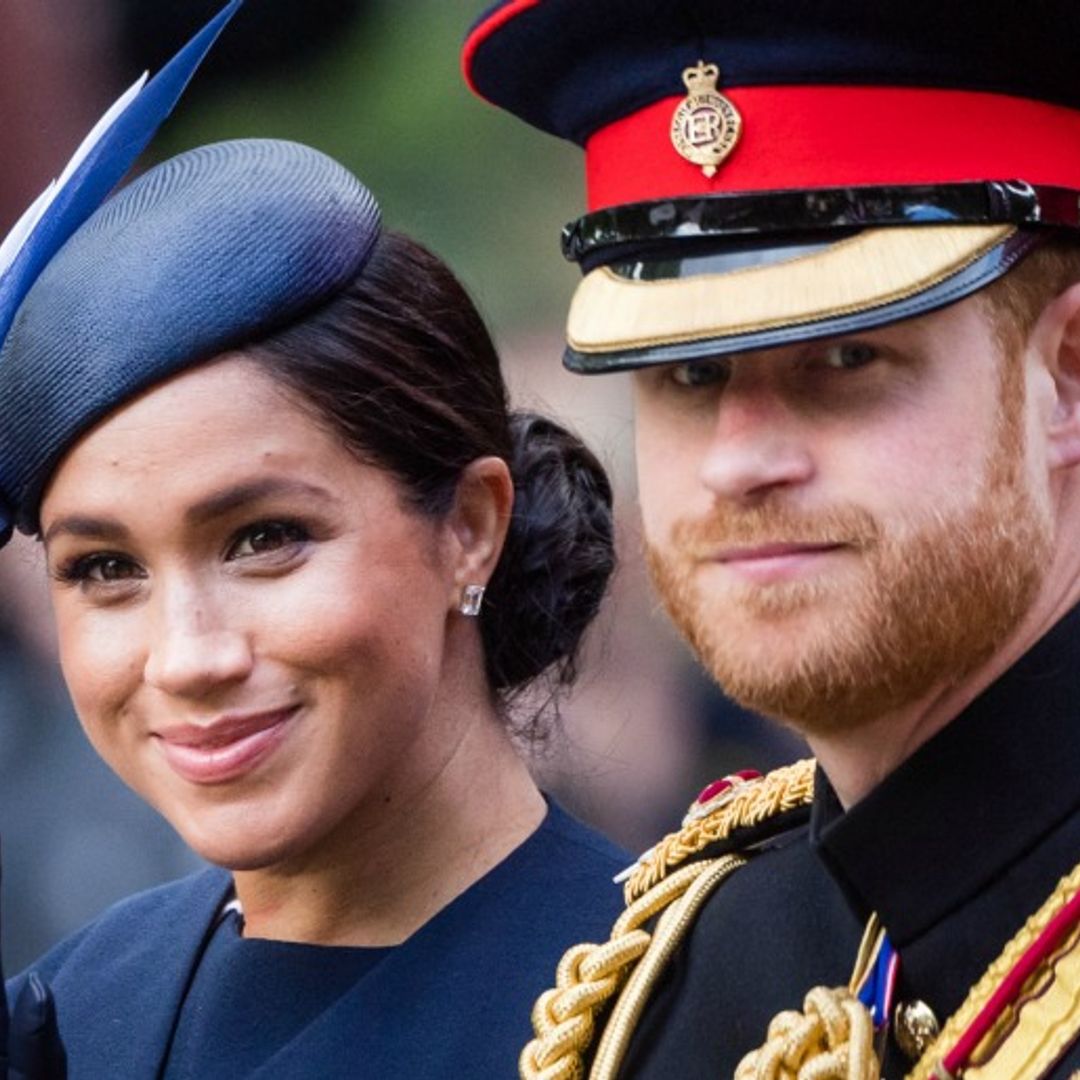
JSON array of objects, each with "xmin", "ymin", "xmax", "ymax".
[{"xmin": 644, "ymin": 371, "xmax": 1052, "ymax": 736}]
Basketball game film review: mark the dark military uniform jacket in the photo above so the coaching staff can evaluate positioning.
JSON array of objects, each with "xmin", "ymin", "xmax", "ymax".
[{"xmin": 618, "ymin": 604, "xmax": 1080, "ymax": 1078}]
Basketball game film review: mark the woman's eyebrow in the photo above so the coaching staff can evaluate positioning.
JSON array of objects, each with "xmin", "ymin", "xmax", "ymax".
[
  {"xmin": 43, "ymin": 477, "xmax": 339, "ymax": 547},
  {"xmin": 183, "ymin": 477, "xmax": 339, "ymax": 527},
  {"xmin": 42, "ymin": 516, "xmax": 130, "ymax": 547}
]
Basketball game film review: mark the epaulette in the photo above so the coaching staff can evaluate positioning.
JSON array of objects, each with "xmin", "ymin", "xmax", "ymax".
[
  {"xmin": 621, "ymin": 757, "xmax": 816, "ymax": 904},
  {"xmin": 519, "ymin": 758, "xmax": 817, "ymax": 1080}
]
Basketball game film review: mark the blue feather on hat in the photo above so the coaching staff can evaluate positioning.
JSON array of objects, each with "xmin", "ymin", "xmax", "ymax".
[
  {"xmin": 0, "ymin": 0, "xmax": 243, "ymax": 544},
  {"xmin": 0, "ymin": 0, "xmax": 243, "ymax": 346}
]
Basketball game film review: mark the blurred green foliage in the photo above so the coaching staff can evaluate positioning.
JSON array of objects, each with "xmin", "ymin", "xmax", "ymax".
[{"xmin": 154, "ymin": 0, "xmax": 583, "ymax": 339}]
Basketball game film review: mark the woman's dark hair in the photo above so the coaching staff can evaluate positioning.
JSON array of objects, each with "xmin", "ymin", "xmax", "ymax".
[{"xmin": 245, "ymin": 230, "xmax": 615, "ymax": 723}]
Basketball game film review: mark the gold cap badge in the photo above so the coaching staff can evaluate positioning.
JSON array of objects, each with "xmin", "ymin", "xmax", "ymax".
[{"xmin": 670, "ymin": 61, "xmax": 742, "ymax": 177}]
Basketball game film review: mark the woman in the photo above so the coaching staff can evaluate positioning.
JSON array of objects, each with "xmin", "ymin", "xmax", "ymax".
[{"xmin": 0, "ymin": 139, "xmax": 626, "ymax": 1078}]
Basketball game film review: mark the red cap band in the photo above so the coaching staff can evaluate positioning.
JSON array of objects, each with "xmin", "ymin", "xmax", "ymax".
[{"xmin": 586, "ymin": 86, "xmax": 1080, "ymax": 211}]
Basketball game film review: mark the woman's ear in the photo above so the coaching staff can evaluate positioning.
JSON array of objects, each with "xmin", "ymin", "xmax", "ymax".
[
  {"xmin": 445, "ymin": 456, "xmax": 514, "ymax": 602},
  {"xmin": 1035, "ymin": 282, "xmax": 1080, "ymax": 472}
]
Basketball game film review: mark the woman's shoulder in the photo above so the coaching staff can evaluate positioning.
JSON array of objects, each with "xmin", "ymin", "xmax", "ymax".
[
  {"xmin": 464, "ymin": 798, "xmax": 628, "ymax": 938},
  {"xmin": 14, "ymin": 866, "xmax": 232, "ymax": 987},
  {"xmin": 536, "ymin": 798, "xmax": 630, "ymax": 876},
  {"xmin": 6, "ymin": 869, "xmax": 233, "ymax": 1078}
]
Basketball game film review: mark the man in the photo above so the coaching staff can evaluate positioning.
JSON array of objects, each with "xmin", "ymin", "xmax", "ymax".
[{"xmin": 462, "ymin": 2, "xmax": 1080, "ymax": 1077}]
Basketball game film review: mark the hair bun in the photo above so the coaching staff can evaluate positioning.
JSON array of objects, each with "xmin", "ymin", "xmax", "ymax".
[{"xmin": 482, "ymin": 412, "xmax": 616, "ymax": 697}]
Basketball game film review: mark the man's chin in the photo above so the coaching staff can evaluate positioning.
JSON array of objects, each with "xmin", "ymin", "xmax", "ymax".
[
  {"xmin": 706, "ymin": 657, "xmax": 918, "ymax": 737},
  {"xmin": 665, "ymin": 596, "xmax": 884, "ymax": 733},
  {"xmin": 692, "ymin": 624, "xmax": 893, "ymax": 736}
]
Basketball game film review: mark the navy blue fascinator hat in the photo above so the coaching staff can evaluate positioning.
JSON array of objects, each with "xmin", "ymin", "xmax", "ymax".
[
  {"xmin": 0, "ymin": 0, "xmax": 250, "ymax": 546},
  {"xmin": 0, "ymin": 139, "xmax": 381, "ymax": 541}
]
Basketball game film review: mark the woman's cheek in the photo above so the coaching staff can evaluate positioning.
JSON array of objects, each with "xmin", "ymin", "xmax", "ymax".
[{"xmin": 56, "ymin": 607, "xmax": 144, "ymax": 729}]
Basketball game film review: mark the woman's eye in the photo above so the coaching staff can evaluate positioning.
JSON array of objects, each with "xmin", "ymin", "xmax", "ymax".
[
  {"xmin": 55, "ymin": 553, "xmax": 144, "ymax": 586},
  {"xmin": 669, "ymin": 359, "xmax": 730, "ymax": 388},
  {"xmin": 228, "ymin": 521, "xmax": 309, "ymax": 560},
  {"xmin": 815, "ymin": 342, "xmax": 880, "ymax": 371}
]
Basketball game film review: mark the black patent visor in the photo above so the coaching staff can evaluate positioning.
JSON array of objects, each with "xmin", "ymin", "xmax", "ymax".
[{"xmin": 561, "ymin": 181, "xmax": 1080, "ymax": 267}]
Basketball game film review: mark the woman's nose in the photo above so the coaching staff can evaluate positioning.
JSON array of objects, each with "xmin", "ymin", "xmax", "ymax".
[{"xmin": 143, "ymin": 592, "xmax": 253, "ymax": 698}]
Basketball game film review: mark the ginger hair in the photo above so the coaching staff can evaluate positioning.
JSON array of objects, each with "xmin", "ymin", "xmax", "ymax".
[{"xmin": 980, "ymin": 235, "xmax": 1080, "ymax": 354}]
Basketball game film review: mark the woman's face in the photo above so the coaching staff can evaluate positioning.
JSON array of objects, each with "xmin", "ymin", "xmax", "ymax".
[{"xmin": 40, "ymin": 356, "xmax": 471, "ymax": 871}]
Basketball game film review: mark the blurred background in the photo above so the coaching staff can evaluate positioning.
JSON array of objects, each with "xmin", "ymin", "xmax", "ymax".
[{"xmin": 0, "ymin": 0, "xmax": 804, "ymax": 972}]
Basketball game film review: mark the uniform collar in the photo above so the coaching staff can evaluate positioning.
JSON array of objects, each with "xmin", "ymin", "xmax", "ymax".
[{"xmin": 810, "ymin": 602, "xmax": 1080, "ymax": 946}]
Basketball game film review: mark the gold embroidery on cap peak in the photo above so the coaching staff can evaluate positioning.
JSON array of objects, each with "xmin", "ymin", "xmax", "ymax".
[{"xmin": 670, "ymin": 60, "xmax": 742, "ymax": 177}]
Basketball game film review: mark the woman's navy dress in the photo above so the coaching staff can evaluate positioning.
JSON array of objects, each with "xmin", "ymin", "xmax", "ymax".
[{"xmin": 8, "ymin": 801, "xmax": 627, "ymax": 1078}]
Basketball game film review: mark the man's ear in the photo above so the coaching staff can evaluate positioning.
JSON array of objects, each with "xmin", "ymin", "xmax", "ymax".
[
  {"xmin": 445, "ymin": 456, "xmax": 514, "ymax": 605},
  {"xmin": 1035, "ymin": 282, "xmax": 1080, "ymax": 472}
]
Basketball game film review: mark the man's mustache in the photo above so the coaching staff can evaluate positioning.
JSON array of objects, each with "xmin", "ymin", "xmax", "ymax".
[{"xmin": 668, "ymin": 503, "xmax": 882, "ymax": 556}]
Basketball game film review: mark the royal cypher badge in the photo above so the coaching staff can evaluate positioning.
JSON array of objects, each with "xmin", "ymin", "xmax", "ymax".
[{"xmin": 670, "ymin": 61, "xmax": 742, "ymax": 177}]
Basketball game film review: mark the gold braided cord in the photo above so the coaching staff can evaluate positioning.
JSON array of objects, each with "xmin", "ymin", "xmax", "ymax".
[
  {"xmin": 519, "ymin": 859, "xmax": 734, "ymax": 1080},
  {"xmin": 522, "ymin": 938, "xmax": 649, "ymax": 1080},
  {"xmin": 906, "ymin": 859, "xmax": 1080, "ymax": 1080},
  {"xmin": 522, "ymin": 759, "xmax": 820, "ymax": 1079},
  {"xmin": 734, "ymin": 986, "xmax": 878, "ymax": 1080},
  {"xmin": 624, "ymin": 759, "xmax": 816, "ymax": 903},
  {"xmin": 591, "ymin": 854, "xmax": 747, "ymax": 1079}
]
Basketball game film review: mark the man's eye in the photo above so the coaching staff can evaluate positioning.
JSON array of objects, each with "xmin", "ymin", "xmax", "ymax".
[
  {"xmin": 669, "ymin": 359, "xmax": 730, "ymax": 388},
  {"xmin": 815, "ymin": 343, "xmax": 880, "ymax": 371},
  {"xmin": 228, "ymin": 521, "xmax": 309, "ymax": 560}
]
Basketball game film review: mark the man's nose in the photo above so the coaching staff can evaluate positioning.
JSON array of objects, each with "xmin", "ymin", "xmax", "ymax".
[
  {"xmin": 698, "ymin": 385, "xmax": 815, "ymax": 503},
  {"xmin": 143, "ymin": 586, "xmax": 253, "ymax": 698}
]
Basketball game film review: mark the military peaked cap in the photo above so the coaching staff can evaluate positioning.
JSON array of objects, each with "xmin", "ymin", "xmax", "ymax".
[{"xmin": 464, "ymin": 0, "xmax": 1080, "ymax": 371}]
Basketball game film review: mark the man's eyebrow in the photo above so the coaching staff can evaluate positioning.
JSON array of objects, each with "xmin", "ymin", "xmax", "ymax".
[
  {"xmin": 184, "ymin": 477, "xmax": 340, "ymax": 527},
  {"xmin": 43, "ymin": 477, "xmax": 339, "ymax": 546}
]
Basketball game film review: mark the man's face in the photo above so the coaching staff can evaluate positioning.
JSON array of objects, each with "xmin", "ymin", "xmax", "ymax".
[{"xmin": 634, "ymin": 296, "xmax": 1053, "ymax": 734}]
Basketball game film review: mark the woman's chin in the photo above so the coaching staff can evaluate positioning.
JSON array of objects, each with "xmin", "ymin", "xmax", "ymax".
[{"xmin": 170, "ymin": 812, "xmax": 310, "ymax": 873}]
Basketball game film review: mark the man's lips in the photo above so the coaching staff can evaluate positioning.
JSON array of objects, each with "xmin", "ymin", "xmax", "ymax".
[
  {"xmin": 153, "ymin": 706, "xmax": 299, "ymax": 785},
  {"xmin": 714, "ymin": 542, "xmax": 846, "ymax": 562},
  {"xmin": 708, "ymin": 542, "xmax": 849, "ymax": 583}
]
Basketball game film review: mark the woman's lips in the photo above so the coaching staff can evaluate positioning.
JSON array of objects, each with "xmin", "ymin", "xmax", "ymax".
[
  {"xmin": 154, "ymin": 707, "xmax": 298, "ymax": 785},
  {"xmin": 712, "ymin": 542, "xmax": 847, "ymax": 583}
]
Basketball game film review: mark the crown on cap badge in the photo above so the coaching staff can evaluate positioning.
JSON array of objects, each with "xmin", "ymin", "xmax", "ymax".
[{"xmin": 670, "ymin": 61, "xmax": 742, "ymax": 177}]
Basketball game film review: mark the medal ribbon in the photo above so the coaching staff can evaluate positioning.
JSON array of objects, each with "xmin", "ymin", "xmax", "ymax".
[{"xmin": 850, "ymin": 914, "xmax": 900, "ymax": 1031}]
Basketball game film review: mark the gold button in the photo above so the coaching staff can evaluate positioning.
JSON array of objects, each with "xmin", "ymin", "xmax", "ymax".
[{"xmin": 893, "ymin": 999, "xmax": 941, "ymax": 1061}]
